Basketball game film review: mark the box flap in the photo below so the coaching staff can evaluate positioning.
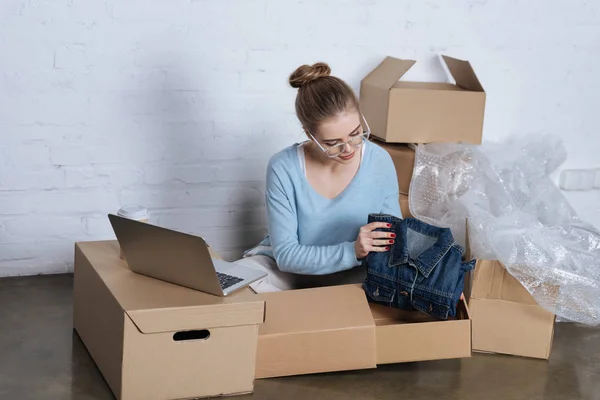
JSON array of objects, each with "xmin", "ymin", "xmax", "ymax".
[
  {"xmin": 126, "ymin": 302, "xmax": 265, "ymax": 334},
  {"xmin": 361, "ymin": 56, "xmax": 416, "ymax": 90},
  {"xmin": 470, "ymin": 298, "xmax": 555, "ymax": 359},
  {"xmin": 76, "ymin": 241, "xmax": 265, "ymax": 334},
  {"xmin": 255, "ymin": 284, "xmax": 375, "ymax": 335},
  {"xmin": 441, "ymin": 55, "xmax": 484, "ymax": 92},
  {"xmin": 392, "ymin": 81, "xmax": 466, "ymax": 91},
  {"xmin": 472, "ymin": 260, "xmax": 537, "ymax": 305}
]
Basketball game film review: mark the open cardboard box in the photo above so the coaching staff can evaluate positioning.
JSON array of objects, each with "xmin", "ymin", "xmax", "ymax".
[
  {"xmin": 370, "ymin": 298, "xmax": 472, "ymax": 364},
  {"xmin": 469, "ymin": 260, "xmax": 556, "ymax": 359},
  {"xmin": 253, "ymin": 284, "xmax": 472, "ymax": 378},
  {"xmin": 360, "ymin": 55, "xmax": 486, "ymax": 144},
  {"xmin": 254, "ymin": 223, "xmax": 474, "ymax": 380}
]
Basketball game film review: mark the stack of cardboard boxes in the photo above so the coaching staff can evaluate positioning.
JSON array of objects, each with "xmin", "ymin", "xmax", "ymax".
[
  {"xmin": 360, "ymin": 54, "xmax": 485, "ymax": 218},
  {"xmin": 361, "ymin": 55, "xmax": 556, "ymax": 359},
  {"xmin": 72, "ymin": 55, "xmax": 555, "ymax": 400}
]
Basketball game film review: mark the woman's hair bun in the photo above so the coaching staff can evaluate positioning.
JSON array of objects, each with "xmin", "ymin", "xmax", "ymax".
[{"xmin": 289, "ymin": 62, "xmax": 331, "ymax": 89}]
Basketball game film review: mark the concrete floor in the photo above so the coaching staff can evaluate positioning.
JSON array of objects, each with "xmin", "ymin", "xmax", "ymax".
[{"xmin": 1, "ymin": 275, "xmax": 599, "ymax": 400}]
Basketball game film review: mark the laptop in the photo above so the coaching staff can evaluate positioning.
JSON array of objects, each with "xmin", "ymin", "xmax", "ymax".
[{"xmin": 107, "ymin": 214, "xmax": 267, "ymax": 296}]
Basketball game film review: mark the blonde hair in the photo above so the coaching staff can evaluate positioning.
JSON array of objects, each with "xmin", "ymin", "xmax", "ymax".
[{"xmin": 289, "ymin": 62, "xmax": 359, "ymax": 134}]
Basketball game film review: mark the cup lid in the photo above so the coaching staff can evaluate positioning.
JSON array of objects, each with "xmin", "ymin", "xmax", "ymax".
[{"xmin": 117, "ymin": 205, "xmax": 149, "ymax": 220}]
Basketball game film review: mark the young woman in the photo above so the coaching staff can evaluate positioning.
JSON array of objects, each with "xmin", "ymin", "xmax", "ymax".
[{"xmin": 237, "ymin": 62, "xmax": 402, "ymax": 293}]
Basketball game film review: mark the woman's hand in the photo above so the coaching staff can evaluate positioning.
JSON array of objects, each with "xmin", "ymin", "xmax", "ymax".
[{"xmin": 354, "ymin": 222, "xmax": 396, "ymax": 260}]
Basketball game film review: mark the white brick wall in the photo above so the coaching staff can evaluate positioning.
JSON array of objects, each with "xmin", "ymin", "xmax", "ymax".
[{"xmin": 1, "ymin": 0, "xmax": 599, "ymax": 276}]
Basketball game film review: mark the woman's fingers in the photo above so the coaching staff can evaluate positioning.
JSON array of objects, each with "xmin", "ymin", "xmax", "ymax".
[
  {"xmin": 372, "ymin": 239, "xmax": 393, "ymax": 247},
  {"xmin": 361, "ymin": 221, "xmax": 391, "ymax": 232},
  {"xmin": 357, "ymin": 222, "xmax": 395, "ymax": 254},
  {"xmin": 369, "ymin": 231, "xmax": 396, "ymax": 239},
  {"xmin": 360, "ymin": 237, "xmax": 393, "ymax": 245},
  {"xmin": 368, "ymin": 245, "xmax": 390, "ymax": 252},
  {"xmin": 360, "ymin": 235, "xmax": 394, "ymax": 247}
]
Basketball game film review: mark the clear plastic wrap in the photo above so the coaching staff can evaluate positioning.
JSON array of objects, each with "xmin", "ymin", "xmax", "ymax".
[{"xmin": 409, "ymin": 135, "xmax": 600, "ymax": 326}]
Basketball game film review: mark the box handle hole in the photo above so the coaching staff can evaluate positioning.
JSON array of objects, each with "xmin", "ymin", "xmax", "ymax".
[{"xmin": 173, "ymin": 329, "xmax": 210, "ymax": 341}]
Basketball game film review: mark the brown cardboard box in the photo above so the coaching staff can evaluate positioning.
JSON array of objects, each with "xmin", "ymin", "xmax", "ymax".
[
  {"xmin": 400, "ymin": 194, "xmax": 413, "ymax": 218},
  {"xmin": 373, "ymin": 139, "xmax": 415, "ymax": 195},
  {"xmin": 73, "ymin": 240, "xmax": 265, "ymax": 399},
  {"xmin": 255, "ymin": 283, "xmax": 472, "ymax": 378},
  {"xmin": 360, "ymin": 55, "xmax": 486, "ymax": 144},
  {"xmin": 370, "ymin": 299, "xmax": 472, "ymax": 364},
  {"xmin": 469, "ymin": 260, "xmax": 556, "ymax": 359},
  {"xmin": 254, "ymin": 284, "xmax": 377, "ymax": 378}
]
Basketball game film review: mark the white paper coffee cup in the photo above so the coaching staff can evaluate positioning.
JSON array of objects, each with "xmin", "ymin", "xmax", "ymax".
[
  {"xmin": 117, "ymin": 205, "xmax": 150, "ymax": 222},
  {"xmin": 117, "ymin": 205, "xmax": 150, "ymax": 259}
]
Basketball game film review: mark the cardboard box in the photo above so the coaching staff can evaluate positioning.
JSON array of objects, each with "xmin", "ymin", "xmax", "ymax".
[
  {"xmin": 73, "ymin": 240, "xmax": 265, "ymax": 399},
  {"xmin": 255, "ymin": 283, "xmax": 472, "ymax": 378},
  {"xmin": 360, "ymin": 55, "xmax": 486, "ymax": 144},
  {"xmin": 469, "ymin": 260, "xmax": 556, "ymax": 359},
  {"xmin": 373, "ymin": 139, "xmax": 415, "ymax": 195},
  {"xmin": 254, "ymin": 284, "xmax": 377, "ymax": 378},
  {"xmin": 370, "ymin": 299, "xmax": 472, "ymax": 364},
  {"xmin": 400, "ymin": 194, "xmax": 413, "ymax": 218}
]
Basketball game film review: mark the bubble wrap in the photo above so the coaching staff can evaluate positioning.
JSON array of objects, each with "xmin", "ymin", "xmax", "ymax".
[{"xmin": 409, "ymin": 134, "xmax": 600, "ymax": 326}]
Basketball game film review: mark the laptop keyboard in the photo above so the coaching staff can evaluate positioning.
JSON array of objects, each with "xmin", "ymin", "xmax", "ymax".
[{"xmin": 217, "ymin": 271, "xmax": 244, "ymax": 289}]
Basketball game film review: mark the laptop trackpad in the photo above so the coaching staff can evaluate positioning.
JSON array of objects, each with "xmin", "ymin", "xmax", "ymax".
[
  {"xmin": 212, "ymin": 258, "xmax": 233, "ymax": 273},
  {"xmin": 212, "ymin": 258, "xmax": 265, "ymax": 282}
]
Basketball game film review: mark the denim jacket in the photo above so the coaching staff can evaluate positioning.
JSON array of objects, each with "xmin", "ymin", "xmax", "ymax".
[{"xmin": 362, "ymin": 214, "xmax": 475, "ymax": 319}]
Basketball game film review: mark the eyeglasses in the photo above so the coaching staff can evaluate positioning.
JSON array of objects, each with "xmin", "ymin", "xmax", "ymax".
[{"xmin": 306, "ymin": 113, "xmax": 371, "ymax": 158}]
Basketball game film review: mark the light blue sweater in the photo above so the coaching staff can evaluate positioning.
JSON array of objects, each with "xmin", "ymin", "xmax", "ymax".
[{"xmin": 244, "ymin": 140, "xmax": 402, "ymax": 275}]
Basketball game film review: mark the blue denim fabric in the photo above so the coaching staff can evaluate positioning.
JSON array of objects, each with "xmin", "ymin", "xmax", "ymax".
[{"xmin": 362, "ymin": 214, "xmax": 475, "ymax": 320}]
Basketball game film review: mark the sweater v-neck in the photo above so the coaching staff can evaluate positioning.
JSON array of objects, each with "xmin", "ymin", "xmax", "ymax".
[{"xmin": 296, "ymin": 141, "xmax": 368, "ymax": 202}]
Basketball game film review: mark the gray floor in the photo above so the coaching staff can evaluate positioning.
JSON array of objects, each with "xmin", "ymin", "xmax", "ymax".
[{"xmin": 1, "ymin": 275, "xmax": 599, "ymax": 400}]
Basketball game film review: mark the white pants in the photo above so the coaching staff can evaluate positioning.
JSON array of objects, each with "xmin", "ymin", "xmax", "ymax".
[{"xmin": 233, "ymin": 255, "xmax": 367, "ymax": 293}]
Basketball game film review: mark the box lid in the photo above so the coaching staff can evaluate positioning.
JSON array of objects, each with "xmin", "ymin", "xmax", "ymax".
[
  {"xmin": 361, "ymin": 56, "xmax": 416, "ymax": 90},
  {"xmin": 254, "ymin": 284, "xmax": 377, "ymax": 378},
  {"xmin": 441, "ymin": 55, "xmax": 484, "ymax": 92},
  {"xmin": 255, "ymin": 284, "xmax": 375, "ymax": 335},
  {"xmin": 76, "ymin": 241, "xmax": 265, "ymax": 334}
]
